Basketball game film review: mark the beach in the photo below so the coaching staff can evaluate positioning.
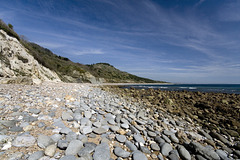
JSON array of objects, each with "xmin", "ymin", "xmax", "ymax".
[{"xmin": 0, "ymin": 82, "xmax": 239, "ymax": 159}]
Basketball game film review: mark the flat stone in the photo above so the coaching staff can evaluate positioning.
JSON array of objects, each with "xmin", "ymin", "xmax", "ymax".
[
  {"xmin": 110, "ymin": 126, "xmax": 119, "ymax": 132},
  {"xmin": 178, "ymin": 145, "xmax": 191, "ymax": 160},
  {"xmin": 44, "ymin": 144, "xmax": 56, "ymax": 157},
  {"xmin": 78, "ymin": 145, "xmax": 96, "ymax": 157},
  {"xmin": 148, "ymin": 131, "xmax": 157, "ymax": 137},
  {"xmin": 132, "ymin": 150, "xmax": 148, "ymax": 160},
  {"xmin": 28, "ymin": 151, "xmax": 44, "ymax": 160},
  {"xmin": 161, "ymin": 143, "xmax": 173, "ymax": 156},
  {"xmin": 84, "ymin": 111, "xmax": 92, "ymax": 119},
  {"xmin": 133, "ymin": 134, "xmax": 145, "ymax": 144},
  {"xmin": 59, "ymin": 155, "xmax": 76, "ymax": 160},
  {"xmin": 53, "ymin": 120, "xmax": 66, "ymax": 128},
  {"xmin": 93, "ymin": 142, "xmax": 110, "ymax": 160},
  {"xmin": 9, "ymin": 126, "xmax": 23, "ymax": 132},
  {"xmin": 140, "ymin": 145, "xmax": 151, "ymax": 154},
  {"xmin": 168, "ymin": 153, "xmax": 180, "ymax": 160},
  {"xmin": 93, "ymin": 121, "xmax": 102, "ymax": 128},
  {"xmin": 93, "ymin": 127, "xmax": 108, "ymax": 135},
  {"xmin": 82, "ymin": 126, "xmax": 92, "ymax": 135},
  {"xmin": 51, "ymin": 134, "xmax": 62, "ymax": 143},
  {"xmin": 0, "ymin": 120, "xmax": 17, "ymax": 128},
  {"xmin": 29, "ymin": 108, "xmax": 41, "ymax": 114},
  {"xmin": 13, "ymin": 135, "xmax": 36, "ymax": 147},
  {"xmin": 66, "ymin": 132, "xmax": 77, "ymax": 142},
  {"xmin": 38, "ymin": 122, "xmax": 45, "ymax": 128},
  {"xmin": 37, "ymin": 135, "xmax": 54, "ymax": 148},
  {"xmin": 62, "ymin": 112, "xmax": 72, "ymax": 121},
  {"xmin": 114, "ymin": 147, "xmax": 131, "ymax": 158},
  {"xmin": 162, "ymin": 134, "xmax": 171, "ymax": 143},
  {"xmin": 125, "ymin": 140, "xmax": 138, "ymax": 151},
  {"xmin": 65, "ymin": 140, "xmax": 83, "ymax": 155},
  {"xmin": 57, "ymin": 140, "xmax": 69, "ymax": 150},
  {"xmin": 170, "ymin": 134, "xmax": 179, "ymax": 143},
  {"xmin": 116, "ymin": 135, "xmax": 126, "ymax": 143},
  {"xmin": 151, "ymin": 143, "xmax": 160, "ymax": 151},
  {"xmin": 60, "ymin": 127, "xmax": 72, "ymax": 135}
]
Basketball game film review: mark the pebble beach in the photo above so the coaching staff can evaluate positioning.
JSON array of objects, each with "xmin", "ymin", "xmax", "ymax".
[{"xmin": 0, "ymin": 82, "xmax": 240, "ymax": 160}]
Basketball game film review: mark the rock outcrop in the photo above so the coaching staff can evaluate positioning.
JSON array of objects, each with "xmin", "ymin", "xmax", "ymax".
[{"xmin": 0, "ymin": 29, "xmax": 61, "ymax": 84}]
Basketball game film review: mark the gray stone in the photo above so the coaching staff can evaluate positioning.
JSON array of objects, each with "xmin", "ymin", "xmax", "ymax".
[
  {"xmin": 108, "ymin": 119, "xmax": 116, "ymax": 125},
  {"xmin": 66, "ymin": 132, "xmax": 77, "ymax": 142},
  {"xmin": 125, "ymin": 140, "xmax": 137, "ymax": 151},
  {"xmin": 0, "ymin": 120, "xmax": 16, "ymax": 128},
  {"xmin": 82, "ymin": 126, "xmax": 93, "ymax": 135},
  {"xmin": 190, "ymin": 142, "xmax": 220, "ymax": 160},
  {"xmin": 62, "ymin": 111, "xmax": 72, "ymax": 121},
  {"xmin": 170, "ymin": 134, "xmax": 179, "ymax": 143},
  {"xmin": 114, "ymin": 147, "xmax": 130, "ymax": 158},
  {"xmin": 93, "ymin": 122, "xmax": 102, "ymax": 128},
  {"xmin": 216, "ymin": 150, "xmax": 230, "ymax": 160},
  {"xmin": 57, "ymin": 140, "xmax": 69, "ymax": 150},
  {"xmin": 133, "ymin": 134, "xmax": 145, "ymax": 144},
  {"xmin": 84, "ymin": 111, "xmax": 92, "ymax": 119},
  {"xmin": 134, "ymin": 124, "xmax": 144, "ymax": 131},
  {"xmin": 60, "ymin": 127, "xmax": 72, "ymax": 135},
  {"xmin": 155, "ymin": 136, "xmax": 165, "ymax": 144},
  {"xmin": 38, "ymin": 122, "xmax": 45, "ymax": 128},
  {"xmin": 161, "ymin": 143, "xmax": 173, "ymax": 156},
  {"xmin": 132, "ymin": 150, "xmax": 148, "ymax": 160},
  {"xmin": 44, "ymin": 144, "xmax": 56, "ymax": 157},
  {"xmin": 78, "ymin": 145, "xmax": 96, "ymax": 157},
  {"xmin": 65, "ymin": 140, "xmax": 83, "ymax": 155},
  {"xmin": 73, "ymin": 113, "xmax": 82, "ymax": 121},
  {"xmin": 93, "ymin": 127, "xmax": 108, "ymax": 135},
  {"xmin": 93, "ymin": 142, "xmax": 110, "ymax": 160},
  {"xmin": 13, "ymin": 135, "xmax": 36, "ymax": 147},
  {"xmin": 7, "ymin": 152, "xmax": 24, "ymax": 160},
  {"xmin": 110, "ymin": 126, "xmax": 119, "ymax": 132},
  {"xmin": 53, "ymin": 120, "xmax": 66, "ymax": 128},
  {"xmin": 158, "ymin": 154, "xmax": 164, "ymax": 160},
  {"xmin": 151, "ymin": 143, "xmax": 160, "ymax": 151},
  {"xmin": 116, "ymin": 135, "xmax": 126, "ymax": 143},
  {"xmin": 29, "ymin": 108, "xmax": 41, "ymax": 114},
  {"xmin": 59, "ymin": 155, "xmax": 76, "ymax": 160},
  {"xmin": 120, "ymin": 123, "xmax": 129, "ymax": 129},
  {"xmin": 140, "ymin": 146, "xmax": 151, "ymax": 154},
  {"xmin": 37, "ymin": 135, "xmax": 54, "ymax": 148},
  {"xmin": 129, "ymin": 125, "xmax": 141, "ymax": 134},
  {"xmin": 9, "ymin": 126, "xmax": 23, "ymax": 132},
  {"xmin": 210, "ymin": 132, "xmax": 231, "ymax": 146},
  {"xmin": 162, "ymin": 134, "xmax": 171, "ymax": 143},
  {"xmin": 78, "ymin": 135, "xmax": 88, "ymax": 143},
  {"xmin": 51, "ymin": 134, "xmax": 63, "ymax": 143},
  {"xmin": 148, "ymin": 131, "xmax": 157, "ymax": 137},
  {"xmin": 28, "ymin": 151, "xmax": 44, "ymax": 160},
  {"xmin": 168, "ymin": 153, "xmax": 180, "ymax": 160},
  {"xmin": 177, "ymin": 145, "xmax": 191, "ymax": 160}
]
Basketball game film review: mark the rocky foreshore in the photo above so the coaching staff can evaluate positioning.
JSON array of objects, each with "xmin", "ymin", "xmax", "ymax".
[{"xmin": 0, "ymin": 83, "xmax": 240, "ymax": 160}]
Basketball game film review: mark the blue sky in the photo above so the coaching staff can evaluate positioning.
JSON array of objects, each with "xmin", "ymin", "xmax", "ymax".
[{"xmin": 0, "ymin": 0, "xmax": 240, "ymax": 83}]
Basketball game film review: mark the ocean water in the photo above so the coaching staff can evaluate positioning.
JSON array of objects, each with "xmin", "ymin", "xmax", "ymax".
[{"xmin": 124, "ymin": 84, "xmax": 240, "ymax": 94}]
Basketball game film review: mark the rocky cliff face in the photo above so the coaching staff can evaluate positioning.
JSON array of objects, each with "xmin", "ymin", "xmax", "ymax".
[{"xmin": 0, "ymin": 30, "xmax": 61, "ymax": 84}]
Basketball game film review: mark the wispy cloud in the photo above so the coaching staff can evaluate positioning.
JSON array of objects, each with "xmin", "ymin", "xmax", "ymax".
[{"xmin": 70, "ymin": 49, "xmax": 105, "ymax": 56}]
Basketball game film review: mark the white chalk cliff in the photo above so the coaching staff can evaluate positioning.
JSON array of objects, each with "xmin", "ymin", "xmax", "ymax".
[{"xmin": 0, "ymin": 29, "xmax": 61, "ymax": 84}]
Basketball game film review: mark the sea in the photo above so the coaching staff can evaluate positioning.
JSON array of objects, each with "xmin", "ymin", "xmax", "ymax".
[{"xmin": 123, "ymin": 84, "xmax": 240, "ymax": 94}]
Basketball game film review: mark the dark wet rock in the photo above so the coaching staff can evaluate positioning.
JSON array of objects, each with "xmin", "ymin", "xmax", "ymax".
[
  {"xmin": 189, "ymin": 141, "xmax": 220, "ymax": 160},
  {"xmin": 177, "ymin": 145, "xmax": 191, "ymax": 160},
  {"xmin": 210, "ymin": 131, "xmax": 231, "ymax": 146}
]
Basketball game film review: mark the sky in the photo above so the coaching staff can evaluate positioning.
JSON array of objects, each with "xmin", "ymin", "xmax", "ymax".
[{"xmin": 0, "ymin": 0, "xmax": 240, "ymax": 84}]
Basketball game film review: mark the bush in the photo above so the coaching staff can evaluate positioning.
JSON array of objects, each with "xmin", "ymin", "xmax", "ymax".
[{"xmin": 0, "ymin": 19, "xmax": 20, "ymax": 40}]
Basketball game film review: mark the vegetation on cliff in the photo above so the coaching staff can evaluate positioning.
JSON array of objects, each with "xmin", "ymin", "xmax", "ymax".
[{"xmin": 1, "ymin": 19, "xmax": 163, "ymax": 83}]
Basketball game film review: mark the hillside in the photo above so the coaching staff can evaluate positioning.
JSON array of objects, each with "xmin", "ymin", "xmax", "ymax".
[{"xmin": 1, "ymin": 19, "xmax": 163, "ymax": 84}]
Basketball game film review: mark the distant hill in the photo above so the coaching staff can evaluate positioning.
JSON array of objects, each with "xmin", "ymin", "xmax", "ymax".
[{"xmin": 1, "ymin": 19, "xmax": 164, "ymax": 84}]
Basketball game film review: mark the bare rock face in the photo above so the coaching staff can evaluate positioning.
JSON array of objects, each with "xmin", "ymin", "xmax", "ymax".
[{"xmin": 0, "ymin": 29, "xmax": 61, "ymax": 84}]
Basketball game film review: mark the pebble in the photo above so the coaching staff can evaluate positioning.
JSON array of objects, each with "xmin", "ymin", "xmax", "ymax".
[
  {"xmin": 13, "ymin": 134, "xmax": 36, "ymax": 147},
  {"xmin": 0, "ymin": 83, "xmax": 238, "ymax": 160},
  {"xmin": 93, "ymin": 142, "xmax": 110, "ymax": 160},
  {"xmin": 44, "ymin": 144, "xmax": 56, "ymax": 157},
  {"xmin": 114, "ymin": 147, "xmax": 131, "ymax": 158},
  {"xmin": 65, "ymin": 140, "xmax": 83, "ymax": 155},
  {"xmin": 132, "ymin": 150, "xmax": 148, "ymax": 160},
  {"xmin": 116, "ymin": 135, "xmax": 126, "ymax": 143}
]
